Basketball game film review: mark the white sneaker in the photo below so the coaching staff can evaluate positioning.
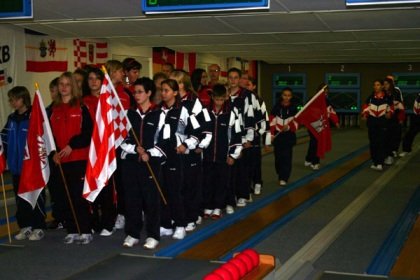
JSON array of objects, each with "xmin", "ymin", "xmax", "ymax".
[
  {"xmin": 14, "ymin": 227, "xmax": 32, "ymax": 240},
  {"xmin": 226, "ymin": 205, "xmax": 235, "ymax": 215},
  {"xmin": 185, "ymin": 222, "xmax": 196, "ymax": 232},
  {"xmin": 160, "ymin": 227, "xmax": 174, "ymax": 237},
  {"xmin": 172, "ymin": 227, "xmax": 186, "ymax": 240},
  {"xmin": 236, "ymin": 198, "xmax": 247, "ymax": 207},
  {"xmin": 304, "ymin": 161, "xmax": 312, "ymax": 167},
  {"xmin": 254, "ymin": 184, "xmax": 262, "ymax": 195},
  {"xmin": 399, "ymin": 152, "xmax": 409, "ymax": 157},
  {"xmin": 196, "ymin": 216, "xmax": 203, "ymax": 225},
  {"xmin": 311, "ymin": 164, "xmax": 320, "ymax": 170},
  {"xmin": 28, "ymin": 229, "xmax": 45, "ymax": 241},
  {"xmin": 384, "ymin": 156, "xmax": 394, "ymax": 165},
  {"xmin": 123, "ymin": 235, "xmax": 139, "ymax": 248},
  {"xmin": 203, "ymin": 209, "xmax": 213, "ymax": 219},
  {"xmin": 64, "ymin": 233, "xmax": 79, "ymax": 244},
  {"xmin": 100, "ymin": 229, "xmax": 114, "ymax": 237},
  {"xmin": 370, "ymin": 164, "xmax": 383, "ymax": 171},
  {"xmin": 78, "ymin": 233, "xmax": 93, "ymax": 245},
  {"xmin": 114, "ymin": 214, "xmax": 125, "ymax": 230},
  {"xmin": 211, "ymin": 208, "xmax": 222, "ymax": 219},
  {"xmin": 279, "ymin": 180, "xmax": 287, "ymax": 186},
  {"xmin": 143, "ymin": 237, "xmax": 159, "ymax": 249}
]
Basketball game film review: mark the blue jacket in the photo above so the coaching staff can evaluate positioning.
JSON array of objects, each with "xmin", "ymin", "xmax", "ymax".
[{"xmin": 1, "ymin": 108, "xmax": 31, "ymax": 175}]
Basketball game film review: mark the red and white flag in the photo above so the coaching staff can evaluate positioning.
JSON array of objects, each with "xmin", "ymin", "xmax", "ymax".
[
  {"xmin": 0, "ymin": 137, "xmax": 6, "ymax": 174},
  {"xmin": 25, "ymin": 34, "xmax": 68, "ymax": 72},
  {"xmin": 295, "ymin": 88, "xmax": 331, "ymax": 158},
  {"xmin": 74, "ymin": 39, "xmax": 108, "ymax": 69},
  {"xmin": 83, "ymin": 72, "xmax": 131, "ymax": 202},
  {"xmin": 18, "ymin": 89, "xmax": 56, "ymax": 208}
]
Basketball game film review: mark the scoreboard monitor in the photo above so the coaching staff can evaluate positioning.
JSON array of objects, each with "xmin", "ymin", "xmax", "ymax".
[
  {"xmin": 346, "ymin": 0, "xmax": 420, "ymax": 6},
  {"xmin": 326, "ymin": 73, "xmax": 360, "ymax": 88},
  {"xmin": 0, "ymin": 0, "xmax": 32, "ymax": 19},
  {"xmin": 143, "ymin": 0, "xmax": 270, "ymax": 14}
]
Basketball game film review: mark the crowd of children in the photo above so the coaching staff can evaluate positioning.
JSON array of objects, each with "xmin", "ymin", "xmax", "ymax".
[{"xmin": 1, "ymin": 60, "xmax": 418, "ymax": 250}]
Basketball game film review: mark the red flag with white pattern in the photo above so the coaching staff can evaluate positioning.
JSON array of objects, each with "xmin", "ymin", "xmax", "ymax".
[
  {"xmin": 0, "ymin": 137, "xmax": 6, "ymax": 174},
  {"xmin": 18, "ymin": 89, "xmax": 56, "ymax": 208},
  {"xmin": 83, "ymin": 71, "xmax": 131, "ymax": 202}
]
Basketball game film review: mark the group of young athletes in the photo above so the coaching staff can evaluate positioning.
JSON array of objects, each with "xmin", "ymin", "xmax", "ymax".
[{"xmin": 1, "ymin": 59, "xmax": 419, "ymax": 250}]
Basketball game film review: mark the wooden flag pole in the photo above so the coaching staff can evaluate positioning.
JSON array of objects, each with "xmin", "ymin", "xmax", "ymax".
[
  {"xmin": 0, "ymin": 174, "xmax": 12, "ymax": 244},
  {"xmin": 100, "ymin": 66, "xmax": 167, "ymax": 205}
]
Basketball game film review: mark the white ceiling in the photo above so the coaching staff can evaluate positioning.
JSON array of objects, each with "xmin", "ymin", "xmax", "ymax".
[{"xmin": 6, "ymin": 0, "xmax": 420, "ymax": 63}]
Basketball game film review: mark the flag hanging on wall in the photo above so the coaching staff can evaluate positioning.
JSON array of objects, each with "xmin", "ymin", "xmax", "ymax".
[
  {"xmin": 25, "ymin": 34, "xmax": 68, "ymax": 72},
  {"xmin": 18, "ymin": 88, "xmax": 56, "ymax": 208},
  {"xmin": 73, "ymin": 39, "xmax": 108, "ymax": 69},
  {"xmin": 175, "ymin": 52, "xmax": 196, "ymax": 75},
  {"xmin": 152, "ymin": 47, "xmax": 175, "ymax": 73}
]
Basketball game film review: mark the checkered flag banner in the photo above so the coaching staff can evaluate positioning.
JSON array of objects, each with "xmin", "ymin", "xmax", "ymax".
[
  {"xmin": 73, "ymin": 39, "xmax": 108, "ymax": 69},
  {"xmin": 83, "ymin": 71, "xmax": 131, "ymax": 202}
]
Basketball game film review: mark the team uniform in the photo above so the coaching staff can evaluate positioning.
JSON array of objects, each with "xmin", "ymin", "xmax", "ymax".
[
  {"xmin": 362, "ymin": 92, "xmax": 394, "ymax": 168},
  {"xmin": 50, "ymin": 102, "xmax": 93, "ymax": 243},
  {"xmin": 158, "ymin": 100, "xmax": 195, "ymax": 237},
  {"xmin": 385, "ymin": 87, "xmax": 405, "ymax": 160},
  {"xmin": 1, "ymin": 108, "xmax": 46, "ymax": 237},
  {"xmin": 202, "ymin": 101, "xmax": 242, "ymax": 218},
  {"xmin": 228, "ymin": 87, "xmax": 257, "ymax": 207},
  {"xmin": 250, "ymin": 95, "xmax": 270, "ymax": 193},
  {"xmin": 120, "ymin": 103, "xmax": 166, "ymax": 243},
  {"xmin": 179, "ymin": 93, "xmax": 208, "ymax": 230},
  {"xmin": 111, "ymin": 85, "xmax": 131, "ymax": 229},
  {"xmin": 305, "ymin": 97, "xmax": 339, "ymax": 168},
  {"xmin": 401, "ymin": 93, "xmax": 420, "ymax": 154},
  {"xmin": 270, "ymin": 102, "xmax": 299, "ymax": 183}
]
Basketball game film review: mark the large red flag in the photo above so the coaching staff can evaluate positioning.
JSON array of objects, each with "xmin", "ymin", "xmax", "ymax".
[
  {"xmin": 295, "ymin": 89, "xmax": 331, "ymax": 158},
  {"xmin": 0, "ymin": 137, "xmax": 6, "ymax": 174},
  {"xmin": 83, "ymin": 71, "xmax": 131, "ymax": 202},
  {"xmin": 18, "ymin": 89, "xmax": 56, "ymax": 208}
]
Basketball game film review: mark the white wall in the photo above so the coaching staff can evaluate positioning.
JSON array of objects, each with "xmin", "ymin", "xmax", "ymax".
[{"xmin": 0, "ymin": 24, "xmax": 229, "ymax": 127}]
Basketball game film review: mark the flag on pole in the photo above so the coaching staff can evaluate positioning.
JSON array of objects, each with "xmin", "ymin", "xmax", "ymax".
[
  {"xmin": 83, "ymin": 71, "xmax": 131, "ymax": 202},
  {"xmin": 295, "ymin": 89, "xmax": 331, "ymax": 158},
  {"xmin": 18, "ymin": 88, "xmax": 56, "ymax": 208},
  {"xmin": 0, "ymin": 137, "xmax": 6, "ymax": 174}
]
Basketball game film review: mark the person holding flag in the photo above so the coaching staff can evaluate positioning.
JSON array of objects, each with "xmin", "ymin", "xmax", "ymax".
[
  {"xmin": 270, "ymin": 87, "xmax": 299, "ymax": 186},
  {"xmin": 1, "ymin": 86, "xmax": 46, "ymax": 241},
  {"xmin": 303, "ymin": 83, "xmax": 339, "ymax": 170},
  {"xmin": 50, "ymin": 72, "xmax": 93, "ymax": 244}
]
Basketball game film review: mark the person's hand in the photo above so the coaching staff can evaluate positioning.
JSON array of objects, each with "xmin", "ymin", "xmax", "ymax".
[
  {"xmin": 58, "ymin": 145, "xmax": 72, "ymax": 159},
  {"xmin": 195, "ymin": 148, "xmax": 203, "ymax": 154},
  {"xmin": 243, "ymin": 141, "xmax": 252, "ymax": 149},
  {"xmin": 53, "ymin": 152, "xmax": 61, "ymax": 164},
  {"xmin": 283, "ymin": 124, "xmax": 290, "ymax": 131},
  {"xmin": 136, "ymin": 146, "xmax": 145, "ymax": 155},
  {"xmin": 176, "ymin": 144, "xmax": 187, "ymax": 154},
  {"xmin": 385, "ymin": 112, "xmax": 392, "ymax": 119},
  {"xmin": 141, "ymin": 153, "xmax": 150, "ymax": 162},
  {"xmin": 226, "ymin": 157, "xmax": 235, "ymax": 166}
]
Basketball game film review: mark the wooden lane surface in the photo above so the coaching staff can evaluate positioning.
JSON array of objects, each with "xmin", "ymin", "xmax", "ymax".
[
  {"xmin": 390, "ymin": 215, "xmax": 420, "ymax": 279},
  {"xmin": 179, "ymin": 151, "xmax": 370, "ymax": 260}
]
